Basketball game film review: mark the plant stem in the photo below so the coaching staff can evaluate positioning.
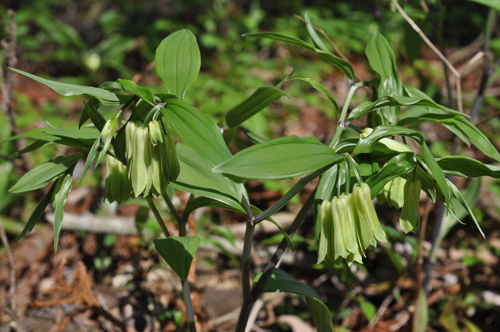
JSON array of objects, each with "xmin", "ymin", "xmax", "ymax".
[
  {"xmin": 183, "ymin": 279, "xmax": 197, "ymax": 332},
  {"xmin": 438, "ymin": 3, "xmax": 455, "ymax": 110},
  {"xmin": 235, "ymin": 191, "xmax": 316, "ymax": 332},
  {"xmin": 329, "ymin": 81, "xmax": 364, "ymax": 149},
  {"xmin": 242, "ymin": 222, "xmax": 254, "ymax": 304},
  {"xmin": 163, "ymin": 192, "xmax": 186, "ymax": 234},
  {"xmin": 146, "ymin": 195, "xmax": 171, "ymax": 237}
]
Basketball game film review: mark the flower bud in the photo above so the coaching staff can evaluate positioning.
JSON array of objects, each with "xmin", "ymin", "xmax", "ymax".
[
  {"xmin": 317, "ymin": 200, "xmax": 333, "ymax": 264},
  {"xmin": 361, "ymin": 128, "xmax": 412, "ymax": 153},
  {"xmin": 125, "ymin": 121, "xmax": 140, "ymax": 163},
  {"xmin": 129, "ymin": 126, "xmax": 152, "ymax": 197},
  {"xmin": 387, "ymin": 177, "xmax": 406, "ymax": 209},
  {"xmin": 399, "ymin": 179, "xmax": 421, "ymax": 233},
  {"xmin": 352, "ymin": 183, "xmax": 387, "ymax": 249},
  {"xmin": 148, "ymin": 120, "xmax": 163, "ymax": 146},
  {"xmin": 165, "ymin": 132, "xmax": 180, "ymax": 181}
]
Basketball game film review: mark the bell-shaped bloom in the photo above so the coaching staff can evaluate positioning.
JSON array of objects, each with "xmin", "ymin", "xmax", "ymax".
[
  {"xmin": 148, "ymin": 120, "xmax": 164, "ymax": 146},
  {"xmin": 104, "ymin": 155, "xmax": 133, "ymax": 203},
  {"xmin": 400, "ymin": 179, "xmax": 421, "ymax": 233},
  {"xmin": 352, "ymin": 183, "xmax": 387, "ymax": 249}
]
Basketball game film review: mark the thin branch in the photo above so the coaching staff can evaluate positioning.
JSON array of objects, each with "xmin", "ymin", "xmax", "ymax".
[
  {"xmin": 146, "ymin": 195, "xmax": 171, "ymax": 237},
  {"xmin": 391, "ymin": 0, "xmax": 463, "ymax": 113}
]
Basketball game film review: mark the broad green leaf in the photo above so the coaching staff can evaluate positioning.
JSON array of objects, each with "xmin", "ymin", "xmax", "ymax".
[
  {"xmin": 53, "ymin": 174, "xmax": 73, "ymax": 252},
  {"xmin": 226, "ymin": 87, "xmax": 289, "ymax": 128},
  {"xmin": 353, "ymin": 125, "xmax": 423, "ymax": 156},
  {"xmin": 448, "ymin": 179, "xmax": 484, "ymax": 238},
  {"xmin": 357, "ymin": 295, "xmax": 377, "ymax": 322},
  {"xmin": 170, "ymin": 144, "xmax": 242, "ymax": 210},
  {"xmin": 437, "ymin": 156, "xmax": 500, "ymax": 178},
  {"xmin": 18, "ymin": 181, "xmax": 57, "ymax": 240},
  {"xmin": 315, "ymin": 50, "xmax": 355, "ymax": 81},
  {"xmin": 243, "ymin": 32, "xmax": 316, "ymax": 52},
  {"xmin": 213, "ymin": 135, "xmax": 342, "ymax": 180},
  {"xmin": 155, "ymin": 29, "xmax": 201, "ymax": 99},
  {"xmin": 117, "ymin": 79, "xmax": 155, "ymax": 105},
  {"xmin": 399, "ymin": 113, "xmax": 500, "ymax": 161},
  {"xmin": 2, "ymin": 128, "xmax": 60, "ymax": 143},
  {"xmin": 10, "ymin": 68, "xmax": 127, "ymax": 106},
  {"xmin": 285, "ymin": 78, "xmax": 339, "ymax": 115},
  {"xmin": 366, "ymin": 152, "xmax": 417, "ymax": 197},
  {"xmin": 420, "ymin": 143, "xmax": 450, "ymax": 207},
  {"xmin": 10, "ymin": 153, "xmax": 82, "ymax": 193},
  {"xmin": 41, "ymin": 127, "xmax": 100, "ymax": 140},
  {"xmin": 348, "ymin": 96, "xmax": 465, "ymax": 121},
  {"xmin": 365, "ymin": 32, "xmax": 403, "ymax": 123},
  {"xmin": 415, "ymin": 290, "xmax": 428, "ymax": 332},
  {"xmin": 154, "ymin": 236, "xmax": 201, "ymax": 281},
  {"xmin": 256, "ymin": 268, "xmax": 333, "ymax": 332},
  {"xmin": 467, "ymin": 0, "xmax": 500, "ymax": 11},
  {"xmin": 184, "ymin": 197, "xmax": 246, "ymax": 217},
  {"xmin": 162, "ymin": 100, "xmax": 232, "ymax": 166}
]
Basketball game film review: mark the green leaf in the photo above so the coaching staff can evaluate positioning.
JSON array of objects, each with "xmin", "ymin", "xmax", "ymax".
[
  {"xmin": 353, "ymin": 125, "xmax": 423, "ymax": 156},
  {"xmin": 162, "ymin": 100, "xmax": 232, "ymax": 166},
  {"xmin": 304, "ymin": 14, "xmax": 329, "ymax": 52},
  {"xmin": 10, "ymin": 68, "xmax": 126, "ymax": 106},
  {"xmin": 225, "ymin": 87, "xmax": 289, "ymax": 128},
  {"xmin": 155, "ymin": 29, "xmax": 201, "ymax": 99},
  {"xmin": 415, "ymin": 290, "xmax": 428, "ymax": 332},
  {"xmin": 83, "ymin": 98, "xmax": 106, "ymax": 131},
  {"xmin": 437, "ymin": 156, "xmax": 500, "ymax": 178},
  {"xmin": 80, "ymin": 137, "xmax": 100, "ymax": 183},
  {"xmin": 183, "ymin": 197, "xmax": 246, "ymax": 217},
  {"xmin": 399, "ymin": 113, "xmax": 500, "ymax": 161},
  {"xmin": 117, "ymin": 79, "xmax": 155, "ymax": 105},
  {"xmin": 9, "ymin": 153, "xmax": 82, "ymax": 193},
  {"xmin": 365, "ymin": 32, "xmax": 404, "ymax": 123},
  {"xmin": 213, "ymin": 135, "xmax": 342, "ymax": 180},
  {"xmin": 154, "ymin": 236, "xmax": 201, "ymax": 281},
  {"xmin": 243, "ymin": 32, "xmax": 316, "ymax": 52},
  {"xmin": 348, "ymin": 96, "xmax": 465, "ymax": 121},
  {"xmin": 315, "ymin": 50, "xmax": 355, "ymax": 81},
  {"xmin": 448, "ymin": 179, "xmax": 484, "ymax": 238},
  {"xmin": 170, "ymin": 144, "xmax": 242, "ymax": 210},
  {"xmin": 420, "ymin": 142, "xmax": 450, "ymax": 207},
  {"xmin": 53, "ymin": 174, "xmax": 72, "ymax": 252},
  {"xmin": 240, "ymin": 126, "xmax": 269, "ymax": 144},
  {"xmin": 41, "ymin": 127, "xmax": 100, "ymax": 140},
  {"xmin": 467, "ymin": 0, "xmax": 500, "ymax": 11},
  {"xmin": 366, "ymin": 152, "xmax": 417, "ymax": 197},
  {"xmin": 357, "ymin": 295, "xmax": 377, "ymax": 322},
  {"xmin": 285, "ymin": 78, "xmax": 339, "ymax": 115},
  {"xmin": 18, "ymin": 181, "xmax": 57, "ymax": 240},
  {"xmin": 256, "ymin": 268, "xmax": 333, "ymax": 332}
]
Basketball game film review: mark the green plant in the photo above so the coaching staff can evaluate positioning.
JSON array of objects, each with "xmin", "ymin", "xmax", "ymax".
[{"xmin": 5, "ymin": 10, "xmax": 500, "ymax": 332}]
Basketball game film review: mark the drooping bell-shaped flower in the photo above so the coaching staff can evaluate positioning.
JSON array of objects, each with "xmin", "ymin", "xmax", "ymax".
[
  {"xmin": 352, "ymin": 183, "xmax": 387, "ymax": 249},
  {"xmin": 400, "ymin": 179, "xmax": 421, "ymax": 233},
  {"xmin": 104, "ymin": 155, "xmax": 132, "ymax": 203}
]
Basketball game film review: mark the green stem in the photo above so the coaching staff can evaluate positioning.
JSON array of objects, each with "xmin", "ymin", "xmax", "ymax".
[
  {"xmin": 329, "ymin": 81, "xmax": 364, "ymax": 149},
  {"xmin": 242, "ymin": 222, "xmax": 254, "ymax": 304},
  {"xmin": 146, "ymin": 195, "xmax": 171, "ymax": 237},
  {"xmin": 163, "ymin": 192, "xmax": 186, "ymax": 235}
]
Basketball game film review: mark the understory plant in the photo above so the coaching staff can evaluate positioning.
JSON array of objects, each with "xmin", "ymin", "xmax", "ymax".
[{"xmin": 6, "ymin": 13, "xmax": 500, "ymax": 332}]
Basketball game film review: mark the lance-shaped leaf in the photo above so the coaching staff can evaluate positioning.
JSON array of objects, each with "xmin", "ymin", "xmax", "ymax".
[
  {"xmin": 467, "ymin": 0, "xmax": 500, "ymax": 11},
  {"xmin": 10, "ymin": 153, "xmax": 82, "ymax": 193},
  {"xmin": 366, "ymin": 152, "xmax": 417, "ymax": 197},
  {"xmin": 348, "ymin": 96, "xmax": 465, "ymax": 121},
  {"xmin": 285, "ymin": 77, "xmax": 339, "ymax": 115},
  {"xmin": 53, "ymin": 174, "xmax": 73, "ymax": 252},
  {"xmin": 117, "ymin": 79, "xmax": 155, "ymax": 105},
  {"xmin": 10, "ymin": 68, "xmax": 128, "ymax": 106},
  {"xmin": 18, "ymin": 182, "xmax": 57, "ymax": 240},
  {"xmin": 448, "ymin": 179, "xmax": 484, "ymax": 238},
  {"xmin": 225, "ymin": 87, "xmax": 289, "ymax": 128},
  {"xmin": 420, "ymin": 143, "xmax": 450, "ymax": 207},
  {"xmin": 154, "ymin": 236, "xmax": 201, "ymax": 281},
  {"xmin": 399, "ymin": 113, "xmax": 500, "ymax": 162},
  {"xmin": 437, "ymin": 156, "xmax": 500, "ymax": 178},
  {"xmin": 365, "ymin": 32, "xmax": 403, "ymax": 123},
  {"xmin": 213, "ymin": 135, "xmax": 342, "ymax": 180},
  {"xmin": 255, "ymin": 268, "xmax": 333, "ymax": 332},
  {"xmin": 155, "ymin": 29, "xmax": 201, "ymax": 99},
  {"xmin": 353, "ymin": 125, "xmax": 423, "ymax": 156},
  {"xmin": 170, "ymin": 144, "xmax": 242, "ymax": 210},
  {"xmin": 162, "ymin": 100, "xmax": 232, "ymax": 166},
  {"xmin": 244, "ymin": 32, "xmax": 355, "ymax": 81}
]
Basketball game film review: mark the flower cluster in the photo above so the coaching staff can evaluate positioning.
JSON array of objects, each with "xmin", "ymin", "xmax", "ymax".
[
  {"xmin": 125, "ymin": 120, "xmax": 180, "ymax": 198},
  {"xmin": 318, "ymin": 183, "xmax": 387, "ymax": 266}
]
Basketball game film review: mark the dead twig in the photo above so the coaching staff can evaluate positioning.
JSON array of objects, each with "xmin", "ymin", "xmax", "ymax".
[
  {"xmin": 0, "ymin": 217, "xmax": 17, "ymax": 328},
  {"xmin": 391, "ymin": 0, "xmax": 463, "ymax": 113}
]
